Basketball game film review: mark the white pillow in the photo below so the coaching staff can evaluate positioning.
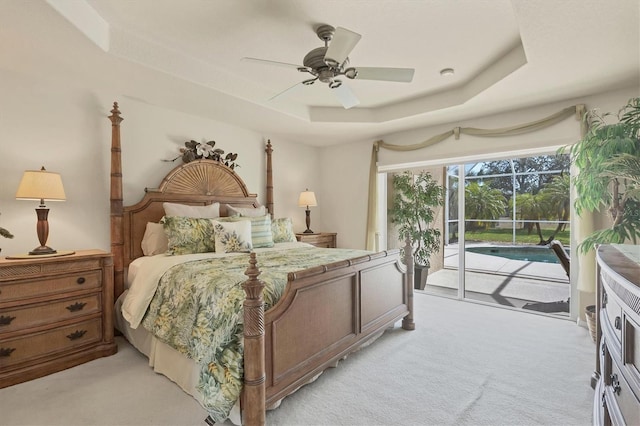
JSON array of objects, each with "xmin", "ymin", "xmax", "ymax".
[
  {"xmin": 213, "ymin": 220, "xmax": 253, "ymax": 253},
  {"xmin": 226, "ymin": 204, "xmax": 266, "ymax": 217},
  {"xmin": 140, "ymin": 222, "xmax": 168, "ymax": 256},
  {"xmin": 163, "ymin": 202, "xmax": 220, "ymax": 218}
]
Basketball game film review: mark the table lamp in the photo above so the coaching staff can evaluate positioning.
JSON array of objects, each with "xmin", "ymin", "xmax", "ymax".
[
  {"xmin": 298, "ymin": 189, "xmax": 317, "ymax": 234},
  {"xmin": 16, "ymin": 167, "xmax": 66, "ymax": 255}
]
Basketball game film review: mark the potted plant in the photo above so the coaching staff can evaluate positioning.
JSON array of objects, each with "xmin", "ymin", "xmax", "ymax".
[
  {"xmin": 389, "ymin": 170, "xmax": 445, "ymax": 289},
  {"xmin": 0, "ymin": 212, "xmax": 14, "ymax": 253},
  {"xmin": 564, "ymin": 97, "xmax": 640, "ymax": 253}
]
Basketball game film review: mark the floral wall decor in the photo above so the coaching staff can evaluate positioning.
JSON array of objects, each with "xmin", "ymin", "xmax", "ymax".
[{"xmin": 165, "ymin": 140, "xmax": 239, "ymax": 169}]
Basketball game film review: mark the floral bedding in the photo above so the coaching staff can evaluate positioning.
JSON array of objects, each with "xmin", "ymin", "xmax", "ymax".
[{"xmin": 137, "ymin": 245, "xmax": 369, "ymax": 422}]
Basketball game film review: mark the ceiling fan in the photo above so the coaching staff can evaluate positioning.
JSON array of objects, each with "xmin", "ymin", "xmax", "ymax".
[{"xmin": 242, "ymin": 24, "xmax": 415, "ymax": 109}]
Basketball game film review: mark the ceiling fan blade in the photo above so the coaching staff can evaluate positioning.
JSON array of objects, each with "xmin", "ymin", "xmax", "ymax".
[
  {"xmin": 241, "ymin": 57, "xmax": 304, "ymax": 70},
  {"xmin": 353, "ymin": 67, "xmax": 415, "ymax": 82},
  {"xmin": 268, "ymin": 81, "xmax": 304, "ymax": 102},
  {"xmin": 324, "ymin": 27, "xmax": 362, "ymax": 67},
  {"xmin": 332, "ymin": 83, "xmax": 360, "ymax": 109}
]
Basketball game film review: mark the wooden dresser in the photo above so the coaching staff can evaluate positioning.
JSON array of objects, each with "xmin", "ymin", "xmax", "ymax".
[
  {"xmin": 593, "ymin": 244, "xmax": 640, "ymax": 425},
  {"xmin": 0, "ymin": 249, "xmax": 117, "ymax": 388},
  {"xmin": 296, "ymin": 232, "xmax": 337, "ymax": 248}
]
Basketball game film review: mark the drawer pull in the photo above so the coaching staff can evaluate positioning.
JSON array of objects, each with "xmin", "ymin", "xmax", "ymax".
[
  {"xmin": 610, "ymin": 374, "xmax": 621, "ymax": 395},
  {"xmin": 76, "ymin": 277, "xmax": 86, "ymax": 285},
  {"xmin": 66, "ymin": 330, "xmax": 87, "ymax": 341},
  {"xmin": 0, "ymin": 347, "xmax": 16, "ymax": 357},
  {"xmin": 65, "ymin": 302, "xmax": 87, "ymax": 312},
  {"xmin": 615, "ymin": 316, "xmax": 622, "ymax": 330},
  {"xmin": 0, "ymin": 315, "xmax": 16, "ymax": 326}
]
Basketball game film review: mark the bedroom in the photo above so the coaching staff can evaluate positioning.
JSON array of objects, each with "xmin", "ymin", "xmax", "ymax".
[{"xmin": 0, "ymin": 0, "xmax": 638, "ymax": 425}]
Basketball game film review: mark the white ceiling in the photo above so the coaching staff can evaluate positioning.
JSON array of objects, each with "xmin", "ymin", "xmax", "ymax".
[{"xmin": 2, "ymin": 0, "xmax": 639, "ymax": 146}]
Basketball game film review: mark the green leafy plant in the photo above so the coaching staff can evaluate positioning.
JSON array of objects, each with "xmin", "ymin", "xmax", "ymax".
[
  {"xmin": 389, "ymin": 170, "xmax": 445, "ymax": 267},
  {"xmin": 0, "ymin": 213, "xmax": 13, "ymax": 239},
  {"xmin": 166, "ymin": 140, "xmax": 239, "ymax": 169},
  {"xmin": 562, "ymin": 97, "xmax": 640, "ymax": 253}
]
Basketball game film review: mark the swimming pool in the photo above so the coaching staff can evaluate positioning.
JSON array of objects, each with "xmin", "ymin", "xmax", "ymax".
[{"xmin": 465, "ymin": 245, "xmax": 569, "ymax": 264}]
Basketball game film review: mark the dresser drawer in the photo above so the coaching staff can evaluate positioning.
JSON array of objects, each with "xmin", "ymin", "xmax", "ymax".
[
  {"xmin": 0, "ymin": 294, "xmax": 101, "ymax": 334},
  {"xmin": 296, "ymin": 233, "xmax": 337, "ymax": 248},
  {"xmin": 610, "ymin": 358, "xmax": 640, "ymax": 424},
  {"xmin": 0, "ymin": 258, "xmax": 103, "ymax": 281},
  {"xmin": 0, "ymin": 317, "xmax": 102, "ymax": 368},
  {"xmin": 604, "ymin": 288, "xmax": 623, "ymax": 343},
  {"xmin": 0, "ymin": 270, "xmax": 101, "ymax": 303}
]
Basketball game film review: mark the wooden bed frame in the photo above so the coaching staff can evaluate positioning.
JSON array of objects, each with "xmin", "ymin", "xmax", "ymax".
[{"xmin": 108, "ymin": 102, "xmax": 415, "ymax": 425}]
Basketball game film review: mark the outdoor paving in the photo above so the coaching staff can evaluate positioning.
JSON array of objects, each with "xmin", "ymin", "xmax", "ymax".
[
  {"xmin": 424, "ymin": 244, "xmax": 570, "ymax": 313},
  {"xmin": 443, "ymin": 244, "xmax": 568, "ymax": 282}
]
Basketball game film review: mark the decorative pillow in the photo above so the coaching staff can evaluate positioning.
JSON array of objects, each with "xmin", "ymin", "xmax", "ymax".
[
  {"xmin": 163, "ymin": 202, "xmax": 220, "ymax": 218},
  {"xmin": 271, "ymin": 217, "xmax": 297, "ymax": 243},
  {"xmin": 218, "ymin": 215, "xmax": 274, "ymax": 248},
  {"xmin": 140, "ymin": 222, "xmax": 168, "ymax": 256},
  {"xmin": 213, "ymin": 220, "xmax": 252, "ymax": 253},
  {"xmin": 225, "ymin": 204, "xmax": 266, "ymax": 217},
  {"xmin": 161, "ymin": 216, "xmax": 216, "ymax": 255}
]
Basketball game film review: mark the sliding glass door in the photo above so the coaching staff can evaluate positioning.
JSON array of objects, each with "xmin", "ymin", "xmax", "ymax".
[{"xmin": 421, "ymin": 153, "xmax": 571, "ymax": 316}]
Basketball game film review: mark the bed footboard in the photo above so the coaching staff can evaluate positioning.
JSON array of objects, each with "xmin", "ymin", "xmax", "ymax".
[{"xmin": 242, "ymin": 239, "xmax": 414, "ymax": 425}]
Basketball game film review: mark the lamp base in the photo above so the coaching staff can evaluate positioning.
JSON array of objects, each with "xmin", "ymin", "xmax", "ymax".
[
  {"xmin": 303, "ymin": 229, "xmax": 315, "ymax": 234},
  {"xmin": 29, "ymin": 245, "xmax": 57, "ymax": 255}
]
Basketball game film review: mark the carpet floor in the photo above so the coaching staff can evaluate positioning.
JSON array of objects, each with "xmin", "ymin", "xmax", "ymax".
[{"xmin": 0, "ymin": 293, "xmax": 594, "ymax": 425}]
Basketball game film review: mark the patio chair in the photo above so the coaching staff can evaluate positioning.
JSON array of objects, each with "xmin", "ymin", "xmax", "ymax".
[{"xmin": 549, "ymin": 240, "xmax": 570, "ymax": 278}]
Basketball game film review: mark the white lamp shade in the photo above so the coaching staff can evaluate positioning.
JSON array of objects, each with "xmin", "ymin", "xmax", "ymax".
[
  {"xmin": 298, "ymin": 190, "xmax": 317, "ymax": 207},
  {"xmin": 16, "ymin": 168, "xmax": 66, "ymax": 201}
]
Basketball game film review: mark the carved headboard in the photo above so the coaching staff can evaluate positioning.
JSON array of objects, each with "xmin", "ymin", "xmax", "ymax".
[
  {"xmin": 121, "ymin": 160, "xmax": 260, "ymax": 266},
  {"xmin": 108, "ymin": 102, "xmax": 274, "ymax": 298}
]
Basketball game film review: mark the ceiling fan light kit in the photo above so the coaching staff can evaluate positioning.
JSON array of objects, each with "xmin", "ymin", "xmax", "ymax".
[{"xmin": 244, "ymin": 24, "xmax": 415, "ymax": 109}]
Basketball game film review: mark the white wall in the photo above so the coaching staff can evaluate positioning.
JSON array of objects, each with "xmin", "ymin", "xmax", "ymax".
[
  {"xmin": 0, "ymin": 70, "xmax": 321, "ymax": 256},
  {"xmin": 318, "ymin": 139, "xmax": 374, "ymax": 249}
]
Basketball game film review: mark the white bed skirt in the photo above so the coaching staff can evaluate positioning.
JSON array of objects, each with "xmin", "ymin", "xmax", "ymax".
[
  {"xmin": 114, "ymin": 291, "xmax": 242, "ymax": 424},
  {"xmin": 115, "ymin": 286, "xmax": 387, "ymax": 425}
]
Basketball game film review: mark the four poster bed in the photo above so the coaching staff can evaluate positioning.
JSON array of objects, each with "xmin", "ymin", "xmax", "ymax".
[{"xmin": 108, "ymin": 102, "xmax": 415, "ymax": 425}]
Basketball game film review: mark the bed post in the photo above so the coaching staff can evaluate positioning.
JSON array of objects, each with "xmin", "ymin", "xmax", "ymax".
[
  {"xmin": 109, "ymin": 102, "xmax": 125, "ymax": 299},
  {"xmin": 242, "ymin": 253, "xmax": 266, "ymax": 426},
  {"xmin": 402, "ymin": 236, "xmax": 415, "ymax": 330},
  {"xmin": 265, "ymin": 140, "xmax": 274, "ymax": 218}
]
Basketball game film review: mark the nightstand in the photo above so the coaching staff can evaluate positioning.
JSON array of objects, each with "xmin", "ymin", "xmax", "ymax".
[
  {"xmin": 296, "ymin": 232, "xmax": 337, "ymax": 248},
  {"xmin": 0, "ymin": 249, "xmax": 117, "ymax": 388}
]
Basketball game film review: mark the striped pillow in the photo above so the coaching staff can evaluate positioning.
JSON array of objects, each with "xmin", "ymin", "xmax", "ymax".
[{"xmin": 218, "ymin": 215, "xmax": 274, "ymax": 248}]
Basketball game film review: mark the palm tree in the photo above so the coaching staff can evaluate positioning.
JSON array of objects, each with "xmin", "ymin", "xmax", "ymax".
[
  {"xmin": 537, "ymin": 174, "xmax": 571, "ymax": 243},
  {"xmin": 511, "ymin": 174, "xmax": 570, "ymax": 245},
  {"xmin": 465, "ymin": 181, "xmax": 507, "ymax": 230},
  {"xmin": 512, "ymin": 192, "xmax": 543, "ymax": 238}
]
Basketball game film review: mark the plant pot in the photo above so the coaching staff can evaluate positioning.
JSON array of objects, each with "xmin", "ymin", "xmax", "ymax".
[
  {"xmin": 414, "ymin": 265, "xmax": 429, "ymax": 290},
  {"xmin": 585, "ymin": 305, "xmax": 596, "ymax": 343}
]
